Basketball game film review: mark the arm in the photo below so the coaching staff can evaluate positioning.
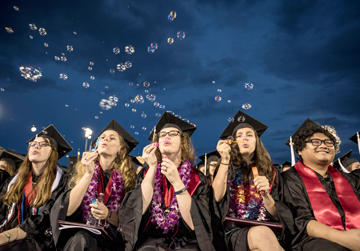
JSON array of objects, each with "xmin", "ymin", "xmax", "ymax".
[
  {"xmin": 254, "ymin": 175, "xmax": 278, "ymax": 219},
  {"xmin": 141, "ymin": 144, "xmax": 158, "ymax": 214},
  {"xmin": 0, "ymin": 228, "xmax": 27, "ymax": 246},
  {"xmin": 212, "ymin": 140, "xmax": 231, "ymax": 202}
]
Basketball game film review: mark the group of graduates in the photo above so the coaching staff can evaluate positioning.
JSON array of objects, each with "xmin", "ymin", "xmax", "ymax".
[{"xmin": 0, "ymin": 110, "xmax": 359, "ymax": 251}]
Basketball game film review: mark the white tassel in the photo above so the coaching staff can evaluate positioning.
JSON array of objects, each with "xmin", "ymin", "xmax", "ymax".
[
  {"xmin": 290, "ymin": 136, "xmax": 295, "ymax": 166},
  {"xmin": 152, "ymin": 126, "xmax": 156, "ymax": 142},
  {"xmin": 204, "ymin": 153, "xmax": 207, "ymax": 175},
  {"xmin": 338, "ymin": 158, "xmax": 350, "ymax": 173},
  {"xmin": 357, "ymin": 132, "xmax": 360, "ymax": 155}
]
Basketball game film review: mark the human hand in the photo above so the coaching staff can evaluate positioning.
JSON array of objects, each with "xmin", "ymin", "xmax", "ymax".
[
  {"xmin": 90, "ymin": 199, "xmax": 109, "ymax": 220},
  {"xmin": 81, "ymin": 151, "xmax": 98, "ymax": 174},
  {"xmin": 142, "ymin": 144, "xmax": 157, "ymax": 167},
  {"xmin": 254, "ymin": 176, "xmax": 270, "ymax": 195},
  {"xmin": 160, "ymin": 157, "xmax": 183, "ymax": 190},
  {"xmin": 216, "ymin": 140, "xmax": 231, "ymax": 161}
]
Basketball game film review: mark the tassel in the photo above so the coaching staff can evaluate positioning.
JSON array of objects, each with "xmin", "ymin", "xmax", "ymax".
[
  {"xmin": 290, "ymin": 136, "xmax": 295, "ymax": 166},
  {"xmin": 357, "ymin": 132, "xmax": 360, "ymax": 155},
  {"xmin": 204, "ymin": 153, "xmax": 207, "ymax": 175},
  {"xmin": 338, "ymin": 158, "xmax": 350, "ymax": 173}
]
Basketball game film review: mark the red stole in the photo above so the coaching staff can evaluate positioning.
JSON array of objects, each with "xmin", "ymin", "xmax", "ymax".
[
  {"xmin": 24, "ymin": 172, "xmax": 37, "ymax": 206},
  {"xmin": 295, "ymin": 160, "xmax": 360, "ymax": 230},
  {"xmin": 97, "ymin": 167, "xmax": 114, "ymax": 205}
]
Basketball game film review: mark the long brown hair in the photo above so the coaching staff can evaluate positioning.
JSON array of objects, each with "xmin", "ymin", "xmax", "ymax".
[
  {"xmin": 1, "ymin": 137, "xmax": 59, "ymax": 207},
  {"xmin": 68, "ymin": 132, "xmax": 136, "ymax": 194},
  {"xmin": 153, "ymin": 131, "xmax": 196, "ymax": 163},
  {"xmin": 229, "ymin": 130, "xmax": 273, "ymax": 186},
  {"xmin": 0, "ymin": 161, "xmax": 15, "ymax": 176}
]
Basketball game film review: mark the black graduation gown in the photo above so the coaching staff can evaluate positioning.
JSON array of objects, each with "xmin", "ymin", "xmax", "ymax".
[
  {"xmin": 0, "ymin": 170, "xmax": 10, "ymax": 185},
  {"xmin": 213, "ymin": 168, "xmax": 295, "ymax": 251},
  {"xmin": 118, "ymin": 166, "xmax": 216, "ymax": 251},
  {"xmin": 282, "ymin": 166, "xmax": 360, "ymax": 251},
  {"xmin": 0, "ymin": 170, "xmax": 68, "ymax": 251},
  {"xmin": 50, "ymin": 169, "xmax": 122, "ymax": 251}
]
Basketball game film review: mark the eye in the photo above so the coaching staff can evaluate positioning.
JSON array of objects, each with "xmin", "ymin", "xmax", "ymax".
[{"xmin": 110, "ymin": 138, "xmax": 115, "ymax": 140}]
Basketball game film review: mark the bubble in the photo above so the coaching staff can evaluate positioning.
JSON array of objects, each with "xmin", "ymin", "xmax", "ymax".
[
  {"xmin": 73, "ymin": 31, "xmax": 77, "ymax": 35},
  {"xmin": 83, "ymin": 82, "xmax": 89, "ymax": 88},
  {"xmin": 88, "ymin": 66, "xmax": 92, "ymax": 71},
  {"xmin": 125, "ymin": 45, "xmax": 135, "ymax": 54},
  {"xmin": 31, "ymin": 126, "xmax": 36, "ymax": 132},
  {"xmin": 227, "ymin": 117, "xmax": 234, "ymax": 123},
  {"xmin": 168, "ymin": 111, "xmax": 175, "ymax": 115},
  {"xmin": 44, "ymin": 43, "xmax": 48, "ymax": 47},
  {"xmin": 143, "ymin": 81, "xmax": 150, "ymax": 87},
  {"xmin": 215, "ymin": 96, "xmax": 221, "ymax": 102},
  {"xmin": 217, "ymin": 89, "xmax": 222, "ymax": 92},
  {"xmin": 130, "ymin": 125, "xmax": 135, "ymax": 129},
  {"xmin": 13, "ymin": 6, "xmax": 19, "ymax": 11},
  {"xmin": 61, "ymin": 56, "xmax": 67, "ymax": 62},
  {"xmin": 183, "ymin": 118, "xmax": 190, "ymax": 123},
  {"xmin": 0, "ymin": 88, "xmax": 4, "ymax": 91},
  {"xmin": 242, "ymin": 103, "xmax": 252, "ymax": 110},
  {"xmin": 19, "ymin": 66, "xmax": 42, "ymax": 82},
  {"xmin": 110, "ymin": 69, "xmax": 115, "ymax": 74},
  {"xmin": 155, "ymin": 112, "xmax": 161, "ymax": 117},
  {"xmin": 212, "ymin": 80, "xmax": 215, "ymax": 84},
  {"xmin": 62, "ymin": 53, "xmax": 65, "ymax": 56},
  {"xmin": 167, "ymin": 11, "xmax": 177, "ymax": 22},
  {"xmin": 29, "ymin": 24, "xmax": 37, "ymax": 30},
  {"xmin": 90, "ymin": 76, "xmax": 95, "ymax": 80},
  {"xmin": 135, "ymin": 132, "xmax": 139, "ymax": 135},
  {"xmin": 167, "ymin": 38, "xmax": 174, "ymax": 44},
  {"xmin": 89, "ymin": 61, "xmax": 94, "ymax": 66},
  {"xmin": 141, "ymin": 113, "xmax": 147, "ymax": 118},
  {"xmin": 65, "ymin": 104, "xmax": 69, "ymax": 107},
  {"xmin": 228, "ymin": 100, "xmax": 231, "ymax": 103},
  {"xmin": 113, "ymin": 47, "xmax": 120, "ymax": 54},
  {"xmin": 245, "ymin": 82, "xmax": 254, "ymax": 90},
  {"xmin": 5, "ymin": 27, "xmax": 14, "ymax": 33},
  {"xmin": 99, "ymin": 99, "xmax": 112, "ymax": 110},
  {"xmin": 159, "ymin": 104, "xmax": 166, "ymax": 110},
  {"xmin": 105, "ymin": 86, "xmax": 109, "ymax": 89},
  {"xmin": 174, "ymin": 115, "xmax": 181, "ymax": 119},
  {"xmin": 125, "ymin": 61, "xmax": 132, "ymax": 68},
  {"xmin": 100, "ymin": 91, "xmax": 105, "ymax": 95},
  {"xmin": 117, "ymin": 63, "xmax": 126, "ymax": 72},
  {"xmin": 227, "ymin": 136, "xmax": 234, "ymax": 141},
  {"xmin": 95, "ymin": 116, "xmax": 99, "ymax": 119},
  {"xmin": 54, "ymin": 56, "xmax": 60, "ymax": 61},
  {"xmin": 125, "ymin": 103, "xmax": 130, "ymax": 107},
  {"xmin": 39, "ymin": 28, "xmax": 47, "ymax": 36},
  {"xmin": 29, "ymin": 35, "xmax": 33, "ymax": 39},
  {"xmin": 59, "ymin": 73, "xmax": 68, "ymax": 80},
  {"xmin": 190, "ymin": 123, "xmax": 196, "ymax": 127},
  {"xmin": 129, "ymin": 82, "xmax": 133, "ymax": 86},
  {"xmin": 144, "ymin": 90, "xmax": 149, "ymax": 93},
  {"xmin": 146, "ymin": 93, "xmax": 156, "ymax": 102},
  {"xmin": 147, "ymin": 43, "xmax": 158, "ymax": 54},
  {"xmin": 177, "ymin": 31, "xmax": 185, "ymax": 40},
  {"xmin": 132, "ymin": 108, "xmax": 137, "ymax": 113},
  {"xmin": 67, "ymin": 45, "xmax": 73, "ymax": 52},
  {"xmin": 134, "ymin": 95, "xmax": 144, "ymax": 104},
  {"xmin": 237, "ymin": 115, "xmax": 246, "ymax": 123},
  {"xmin": 154, "ymin": 102, "xmax": 160, "ymax": 107},
  {"xmin": 142, "ymin": 127, "xmax": 147, "ymax": 131}
]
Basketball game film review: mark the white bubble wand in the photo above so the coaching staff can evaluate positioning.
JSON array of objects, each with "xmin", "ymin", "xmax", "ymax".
[{"xmin": 92, "ymin": 137, "xmax": 101, "ymax": 152}]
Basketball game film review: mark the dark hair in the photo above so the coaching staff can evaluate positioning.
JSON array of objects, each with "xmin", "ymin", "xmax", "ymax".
[{"xmin": 293, "ymin": 123, "xmax": 340, "ymax": 159}]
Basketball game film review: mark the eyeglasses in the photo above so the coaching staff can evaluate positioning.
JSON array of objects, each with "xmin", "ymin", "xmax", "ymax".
[
  {"xmin": 305, "ymin": 139, "xmax": 334, "ymax": 147},
  {"xmin": 28, "ymin": 141, "xmax": 51, "ymax": 148},
  {"xmin": 158, "ymin": 130, "xmax": 180, "ymax": 138}
]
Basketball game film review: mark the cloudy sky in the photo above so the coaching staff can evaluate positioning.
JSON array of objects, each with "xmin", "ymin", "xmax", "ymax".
[{"xmin": 1, "ymin": 0, "xmax": 359, "ymax": 166}]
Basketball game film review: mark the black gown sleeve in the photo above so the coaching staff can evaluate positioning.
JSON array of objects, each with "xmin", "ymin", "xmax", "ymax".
[{"xmin": 0, "ymin": 170, "xmax": 10, "ymax": 187}]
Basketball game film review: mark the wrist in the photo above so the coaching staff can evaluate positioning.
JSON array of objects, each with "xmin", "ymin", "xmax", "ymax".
[
  {"xmin": 220, "ymin": 158, "xmax": 230, "ymax": 164},
  {"xmin": 173, "ymin": 180, "xmax": 185, "ymax": 191}
]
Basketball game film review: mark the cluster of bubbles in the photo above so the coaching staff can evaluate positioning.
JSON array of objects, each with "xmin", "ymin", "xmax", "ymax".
[
  {"xmin": 245, "ymin": 82, "xmax": 254, "ymax": 90},
  {"xmin": 168, "ymin": 11, "xmax": 177, "ymax": 22},
  {"xmin": 146, "ymin": 93, "xmax": 156, "ymax": 102},
  {"xmin": 132, "ymin": 108, "xmax": 136, "ymax": 112},
  {"xmin": 242, "ymin": 103, "xmax": 251, "ymax": 110},
  {"xmin": 99, "ymin": 96, "xmax": 119, "ymax": 110},
  {"xmin": 227, "ymin": 115, "xmax": 246, "ymax": 124},
  {"xmin": 117, "ymin": 61, "xmax": 132, "ymax": 72},
  {"xmin": 177, "ymin": 31, "xmax": 185, "ymax": 40},
  {"xmin": 60, "ymin": 73, "xmax": 68, "ymax": 80},
  {"xmin": 125, "ymin": 45, "xmax": 135, "ymax": 54},
  {"xmin": 29, "ymin": 23, "xmax": 37, "ymax": 30},
  {"xmin": 167, "ymin": 111, "xmax": 196, "ymax": 127},
  {"xmin": 83, "ymin": 82, "xmax": 89, "ymax": 88},
  {"xmin": 147, "ymin": 43, "xmax": 158, "ymax": 54},
  {"xmin": 67, "ymin": 45, "xmax": 73, "ymax": 52},
  {"xmin": 142, "ymin": 127, "xmax": 147, "ymax": 131},
  {"xmin": 61, "ymin": 56, "xmax": 67, "ymax": 62},
  {"xmin": 217, "ymin": 89, "xmax": 222, "ymax": 92},
  {"xmin": 19, "ymin": 66, "xmax": 42, "ymax": 82}
]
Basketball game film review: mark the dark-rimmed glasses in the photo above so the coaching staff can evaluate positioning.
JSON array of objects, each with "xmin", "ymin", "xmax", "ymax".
[
  {"xmin": 28, "ymin": 141, "xmax": 51, "ymax": 148},
  {"xmin": 158, "ymin": 130, "xmax": 180, "ymax": 138},
  {"xmin": 305, "ymin": 139, "xmax": 334, "ymax": 147}
]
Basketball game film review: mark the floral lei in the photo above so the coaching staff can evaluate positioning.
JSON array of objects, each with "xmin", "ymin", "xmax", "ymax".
[
  {"xmin": 228, "ymin": 168, "xmax": 267, "ymax": 221},
  {"xmin": 82, "ymin": 161, "xmax": 124, "ymax": 227},
  {"xmin": 150, "ymin": 160, "xmax": 192, "ymax": 233}
]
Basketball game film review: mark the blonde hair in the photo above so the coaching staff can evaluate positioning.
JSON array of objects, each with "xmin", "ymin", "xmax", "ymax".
[
  {"xmin": 68, "ymin": 132, "xmax": 136, "ymax": 194},
  {"xmin": 1, "ymin": 137, "xmax": 59, "ymax": 207},
  {"xmin": 0, "ymin": 161, "xmax": 15, "ymax": 176}
]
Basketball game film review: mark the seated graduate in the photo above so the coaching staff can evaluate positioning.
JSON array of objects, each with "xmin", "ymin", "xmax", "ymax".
[
  {"xmin": 212, "ymin": 111, "xmax": 294, "ymax": 251},
  {"xmin": 0, "ymin": 125, "xmax": 72, "ymax": 250},
  {"xmin": 198, "ymin": 150, "xmax": 220, "ymax": 185},
  {"xmin": 280, "ymin": 161, "xmax": 291, "ymax": 173},
  {"xmin": 282, "ymin": 119, "xmax": 360, "ymax": 251},
  {"xmin": 333, "ymin": 150, "xmax": 360, "ymax": 173},
  {"xmin": 50, "ymin": 120, "xmax": 138, "ymax": 251},
  {"xmin": 118, "ymin": 111, "xmax": 216, "ymax": 251}
]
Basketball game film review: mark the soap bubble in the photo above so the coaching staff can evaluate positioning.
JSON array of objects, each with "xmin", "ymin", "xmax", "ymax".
[
  {"xmin": 113, "ymin": 47, "xmax": 120, "ymax": 54},
  {"xmin": 129, "ymin": 82, "xmax": 133, "ymax": 86},
  {"xmin": 147, "ymin": 43, "xmax": 158, "ymax": 54},
  {"xmin": 134, "ymin": 95, "xmax": 144, "ymax": 104},
  {"xmin": 177, "ymin": 31, "xmax": 185, "ymax": 40},
  {"xmin": 154, "ymin": 102, "xmax": 159, "ymax": 107},
  {"xmin": 60, "ymin": 73, "xmax": 68, "ymax": 80},
  {"xmin": 130, "ymin": 125, "xmax": 135, "ymax": 129},
  {"xmin": 142, "ymin": 127, "xmax": 147, "ymax": 131},
  {"xmin": 5, "ymin": 27, "xmax": 14, "ymax": 33},
  {"xmin": 242, "ymin": 103, "xmax": 252, "ymax": 110},
  {"xmin": 19, "ymin": 66, "xmax": 42, "ymax": 82},
  {"xmin": 125, "ymin": 103, "xmax": 130, "ymax": 107},
  {"xmin": 54, "ymin": 56, "xmax": 60, "ymax": 61},
  {"xmin": 135, "ymin": 132, "xmax": 139, "ymax": 135},
  {"xmin": 83, "ymin": 82, "xmax": 89, "ymax": 88},
  {"xmin": 13, "ymin": 6, "xmax": 19, "ymax": 11},
  {"xmin": 217, "ymin": 89, "xmax": 222, "ymax": 92},
  {"xmin": 29, "ymin": 24, "xmax": 37, "ymax": 30},
  {"xmin": 167, "ymin": 11, "xmax": 177, "ymax": 22},
  {"xmin": 61, "ymin": 56, "xmax": 67, "ymax": 62},
  {"xmin": 39, "ymin": 28, "xmax": 47, "ymax": 36},
  {"xmin": 31, "ymin": 126, "xmax": 37, "ymax": 132},
  {"xmin": 117, "ymin": 63, "xmax": 126, "ymax": 72},
  {"xmin": 132, "ymin": 108, "xmax": 137, "ymax": 112},
  {"xmin": 125, "ymin": 45, "xmax": 135, "ymax": 54},
  {"xmin": 90, "ymin": 76, "xmax": 95, "ymax": 80},
  {"xmin": 88, "ymin": 66, "xmax": 92, "ymax": 71},
  {"xmin": 44, "ymin": 43, "xmax": 48, "ymax": 47},
  {"xmin": 215, "ymin": 96, "xmax": 221, "ymax": 102},
  {"xmin": 89, "ymin": 61, "xmax": 94, "ymax": 66},
  {"xmin": 167, "ymin": 38, "xmax": 174, "ymax": 44},
  {"xmin": 95, "ymin": 116, "xmax": 99, "ymax": 119},
  {"xmin": 67, "ymin": 45, "xmax": 73, "ymax": 52},
  {"xmin": 155, "ymin": 113, "xmax": 161, "ymax": 117},
  {"xmin": 143, "ymin": 81, "xmax": 150, "ymax": 87},
  {"xmin": 227, "ymin": 117, "xmax": 234, "ymax": 123},
  {"xmin": 125, "ymin": 61, "xmax": 132, "ymax": 68},
  {"xmin": 146, "ymin": 94, "xmax": 156, "ymax": 102},
  {"xmin": 245, "ymin": 83, "xmax": 254, "ymax": 90},
  {"xmin": 141, "ymin": 113, "xmax": 147, "ymax": 118},
  {"xmin": 109, "ymin": 69, "xmax": 115, "ymax": 74},
  {"xmin": 237, "ymin": 115, "xmax": 246, "ymax": 122}
]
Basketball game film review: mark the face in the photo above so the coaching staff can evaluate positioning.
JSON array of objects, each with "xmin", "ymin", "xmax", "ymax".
[
  {"xmin": 209, "ymin": 161, "xmax": 217, "ymax": 176},
  {"xmin": 158, "ymin": 127, "xmax": 181, "ymax": 156},
  {"xmin": 98, "ymin": 130, "xmax": 121, "ymax": 156},
  {"xmin": 0, "ymin": 160, "xmax": 7, "ymax": 171},
  {"xmin": 28, "ymin": 137, "xmax": 53, "ymax": 163},
  {"xmin": 348, "ymin": 162, "xmax": 360, "ymax": 172},
  {"xmin": 235, "ymin": 128, "xmax": 256, "ymax": 156},
  {"xmin": 299, "ymin": 133, "xmax": 335, "ymax": 167}
]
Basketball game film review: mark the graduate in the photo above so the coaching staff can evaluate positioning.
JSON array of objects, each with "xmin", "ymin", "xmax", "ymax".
[
  {"xmin": 283, "ymin": 119, "xmax": 360, "ymax": 251},
  {"xmin": 0, "ymin": 125, "xmax": 71, "ymax": 250},
  {"xmin": 212, "ymin": 111, "xmax": 294, "ymax": 251},
  {"xmin": 0, "ymin": 149, "xmax": 25, "ymax": 176},
  {"xmin": 333, "ymin": 150, "xmax": 360, "ymax": 173},
  {"xmin": 118, "ymin": 111, "xmax": 216, "ymax": 251},
  {"xmin": 280, "ymin": 161, "xmax": 291, "ymax": 173},
  {"xmin": 50, "ymin": 120, "xmax": 138, "ymax": 251},
  {"xmin": 198, "ymin": 150, "xmax": 220, "ymax": 184}
]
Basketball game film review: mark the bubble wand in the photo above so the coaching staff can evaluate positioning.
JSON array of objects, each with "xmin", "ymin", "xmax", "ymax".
[
  {"xmin": 252, "ymin": 167, "xmax": 265, "ymax": 196},
  {"xmin": 151, "ymin": 137, "xmax": 171, "ymax": 147},
  {"xmin": 92, "ymin": 137, "xmax": 101, "ymax": 152}
]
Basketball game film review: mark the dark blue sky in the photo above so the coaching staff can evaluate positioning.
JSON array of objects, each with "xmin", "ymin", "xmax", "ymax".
[{"xmin": 1, "ymin": 0, "xmax": 359, "ymax": 166}]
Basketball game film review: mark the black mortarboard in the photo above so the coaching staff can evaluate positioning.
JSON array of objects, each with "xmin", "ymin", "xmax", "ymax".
[
  {"xmin": 130, "ymin": 155, "xmax": 145, "ymax": 166},
  {"xmin": 285, "ymin": 118, "xmax": 319, "ymax": 146},
  {"xmin": 27, "ymin": 124, "xmax": 73, "ymax": 159},
  {"xmin": 333, "ymin": 150, "xmax": 358, "ymax": 172},
  {"xmin": 219, "ymin": 111, "xmax": 268, "ymax": 139},
  {"xmin": 0, "ymin": 149, "xmax": 25, "ymax": 171},
  {"xmin": 199, "ymin": 150, "xmax": 221, "ymax": 164},
  {"xmin": 349, "ymin": 132, "xmax": 359, "ymax": 144},
  {"xmin": 281, "ymin": 161, "xmax": 291, "ymax": 168},
  {"xmin": 91, "ymin": 120, "xmax": 139, "ymax": 152},
  {"xmin": 148, "ymin": 111, "xmax": 197, "ymax": 140}
]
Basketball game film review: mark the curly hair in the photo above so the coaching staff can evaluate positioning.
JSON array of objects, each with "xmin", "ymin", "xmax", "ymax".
[
  {"xmin": 153, "ymin": 131, "xmax": 196, "ymax": 163},
  {"xmin": 68, "ymin": 131, "xmax": 136, "ymax": 194},
  {"xmin": 1, "ymin": 137, "xmax": 59, "ymax": 207},
  {"xmin": 293, "ymin": 122, "xmax": 340, "ymax": 158},
  {"xmin": 227, "ymin": 129, "xmax": 274, "ymax": 186}
]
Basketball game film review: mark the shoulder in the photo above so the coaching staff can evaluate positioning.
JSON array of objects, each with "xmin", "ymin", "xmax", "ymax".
[{"xmin": 282, "ymin": 167, "xmax": 303, "ymax": 185}]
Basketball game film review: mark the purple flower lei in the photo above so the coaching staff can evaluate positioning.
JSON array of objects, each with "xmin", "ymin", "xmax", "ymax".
[
  {"xmin": 82, "ymin": 161, "xmax": 124, "ymax": 227},
  {"xmin": 228, "ymin": 168, "xmax": 268, "ymax": 221},
  {"xmin": 150, "ymin": 160, "xmax": 192, "ymax": 233}
]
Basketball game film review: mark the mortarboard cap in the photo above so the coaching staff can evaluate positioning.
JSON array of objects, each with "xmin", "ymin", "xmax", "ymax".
[
  {"xmin": 91, "ymin": 120, "xmax": 139, "ymax": 152},
  {"xmin": 27, "ymin": 124, "xmax": 73, "ymax": 159},
  {"xmin": 219, "ymin": 111, "xmax": 268, "ymax": 139},
  {"xmin": 281, "ymin": 161, "xmax": 291, "ymax": 168},
  {"xmin": 199, "ymin": 150, "xmax": 220, "ymax": 164},
  {"xmin": 130, "ymin": 155, "xmax": 145, "ymax": 166},
  {"xmin": 0, "ymin": 149, "xmax": 25, "ymax": 171},
  {"xmin": 333, "ymin": 150, "xmax": 358, "ymax": 171},
  {"xmin": 148, "ymin": 111, "xmax": 197, "ymax": 140},
  {"xmin": 285, "ymin": 118, "xmax": 319, "ymax": 146},
  {"xmin": 349, "ymin": 132, "xmax": 359, "ymax": 144}
]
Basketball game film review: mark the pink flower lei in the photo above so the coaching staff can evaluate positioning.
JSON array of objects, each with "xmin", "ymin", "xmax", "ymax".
[
  {"xmin": 228, "ymin": 168, "xmax": 268, "ymax": 221},
  {"xmin": 150, "ymin": 160, "xmax": 192, "ymax": 233},
  {"xmin": 82, "ymin": 161, "xmax": 124, "ymax": 227}
]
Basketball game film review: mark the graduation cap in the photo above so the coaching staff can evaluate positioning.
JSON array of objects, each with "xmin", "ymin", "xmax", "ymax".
[
  {"xmin": 148, "ymin": 111, "xmax": 197, "ymax": 140},
  {"xmin": 333, "ymin": 150, "xmax": 358, "ymax": 173},
  {"xmin": 349, "ymin": 131, "xmax": 360, "ymax": 155},
  {"xmin": 219, "ymin": 110, "xmax": 268, "ymax": 139},
  {"xmin": 91, "ymin": 120, "xmax": 139, "ymax": 153},
  {"xmin": 285, "ymin": 118, "xmax": 319, "ymax": 166},
  {"xmin": 27, "ymin": 124, "xmax": 73, "ymax": 159},
  {"xmin": 130, "ymin": 155, "xmax": 145, "ymax": 166},
  {"xmin": 0, "ymin": 149, "xmax": 25, "ymax": 171},
  {"xmin": 198, "ymin": 150, "xmax": 220, "ymax": 175},
  {"xmin": 280, "ymin": 161, "xmax": 291, "ymax": 172}
]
